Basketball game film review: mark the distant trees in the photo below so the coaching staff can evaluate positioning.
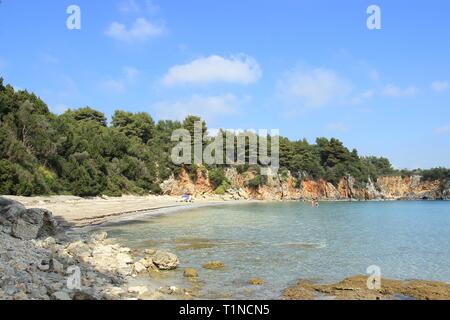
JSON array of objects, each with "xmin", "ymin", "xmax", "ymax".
[{"xmin": 0, "ymin": 78, "xmax": 448, "ymax": 197}]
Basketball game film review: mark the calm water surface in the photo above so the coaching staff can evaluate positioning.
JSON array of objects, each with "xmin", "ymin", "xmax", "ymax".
[{"xmin": 104, "ymin": 201, "xmax": 450, "ymax": 299}]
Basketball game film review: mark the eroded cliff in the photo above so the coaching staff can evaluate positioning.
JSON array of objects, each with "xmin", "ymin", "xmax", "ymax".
[{"xmin": 160, "ymin": 167, "xmax": 449, "ymax": 201}]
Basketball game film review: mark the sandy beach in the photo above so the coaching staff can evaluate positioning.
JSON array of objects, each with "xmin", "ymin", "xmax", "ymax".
[{"xmin": 2, "ymin": 195, "xmax": 252, "ymax": 228}]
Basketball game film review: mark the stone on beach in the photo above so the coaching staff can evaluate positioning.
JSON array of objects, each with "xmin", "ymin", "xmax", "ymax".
[
  {"xmin": 128, "ymin": 286, "xmax": 149, "ymax": 295},
  {"xmin": 145, "ymin": 250, "xmax": 179, "ymax": 270},
  {"xmin": 133, "ymin": 261, "xmax": 147, "ymax": 274},
  {"xmin": 0, "ymin": 197, "xmax": 59, "ymax": 240}
]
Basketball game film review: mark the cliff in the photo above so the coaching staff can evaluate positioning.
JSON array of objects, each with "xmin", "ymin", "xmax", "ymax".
[{"xmin": 160, "ymin": 167, "xmax": 450, "ymax": 201}]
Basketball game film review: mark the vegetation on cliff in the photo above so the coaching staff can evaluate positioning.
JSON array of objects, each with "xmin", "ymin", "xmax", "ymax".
[{"xmin": 0, "ymin": 78, "xmax": 448, "ymax": 197}]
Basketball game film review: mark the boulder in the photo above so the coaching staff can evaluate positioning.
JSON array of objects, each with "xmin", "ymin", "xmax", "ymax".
[
  {"xmin": 0, "ymin": 197, "xmax": 59, "ymax": 240},
  {"xmin": 49, "ymin": 258, "xmax": 65, "ymax": 274},
  {"xmin": 146, "ymin": 250, "xmax": 179, "ymax": 270},
  {"xmin": 133, "ymin": 262, "xmax": 147, "ymax": 274},
  {"xmin": 66, "ymin": 241, "xmax": 91, "ymax": 257}
]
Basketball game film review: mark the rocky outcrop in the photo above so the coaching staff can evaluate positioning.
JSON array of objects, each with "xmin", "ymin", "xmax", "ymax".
[
  {"xmin": 377, "ymin": 176, "xmax": 444, "ymax": 200},
  {"xmin": 0, "ymin": 197, "xmax": 59, "ymax": 240},
  {"xmin": 283, "ymin": 275, "xmax": 450, "ymax": 300},
  {"xmin": 159, "ymin": 167, "xmax": 449, "ymax": 201}
]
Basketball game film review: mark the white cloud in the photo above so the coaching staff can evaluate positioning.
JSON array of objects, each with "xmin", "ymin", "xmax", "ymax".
[
  {"xmin": 351, "ymin": 89, "xmax": 374, "ymax": 105},
  {"xmin": 105, "ymin": 18, "xmax": 165, "ymax": 42},
  {"xmin": 118, "ymin": 0, "xmax": 159, "ymax": 14},
  {"xmin": 162, "ymin": 55, "xmax": 262, "ymax": 86},
  {"xmin": 382, "ymin": 84, "xmax": 417, "ymax": 97},
  {"xmin": 99, "ymin": 67, "xmax": 140, "ymax": 93},
  {"xmin": 277, "ymin": 68, "xmax": 353, "ymax": 109},
  {"xmin": 153, "ymin": 94, "xmax": 245, "ymax": 122},
  {"xmin": 326, "ymin": 123, "xmax": 349, "ymax": 132},
  {"xmin": 435, "ymin": 125, "xmax": 450, "ymax": 134},
  {"xmin": 431, "ymin": 81, "xmax": 449, "ymax": 93}
]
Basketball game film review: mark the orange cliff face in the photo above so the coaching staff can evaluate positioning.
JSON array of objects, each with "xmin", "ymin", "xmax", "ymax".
[{"xmin": 159, "ymin": 167, "xmax": 447, "ymax": 201}]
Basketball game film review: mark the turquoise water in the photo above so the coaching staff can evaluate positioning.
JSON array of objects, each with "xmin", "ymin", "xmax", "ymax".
[{"xmin": 104, "ymin": 201, "xmax": 450, "ymax": 299}]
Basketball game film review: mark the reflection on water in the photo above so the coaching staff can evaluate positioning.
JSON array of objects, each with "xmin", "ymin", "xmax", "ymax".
[{"xmin": 104, "ymin": 201, "xmax": 450, "ymax": 299}]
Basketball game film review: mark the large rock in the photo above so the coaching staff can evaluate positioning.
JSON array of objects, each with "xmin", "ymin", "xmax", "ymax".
[
  {"xmin": 0, "ymin": 197, "xmax": 59, "ymax": 240},
  {"xmin": 145, "ymin": 250, "xmax": 179, "ymax": 270}
]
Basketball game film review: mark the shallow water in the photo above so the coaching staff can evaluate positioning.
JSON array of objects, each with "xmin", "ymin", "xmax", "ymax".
[{"xmin": 103, "ymin": 201, "xmax": 450, "ymax": 299}]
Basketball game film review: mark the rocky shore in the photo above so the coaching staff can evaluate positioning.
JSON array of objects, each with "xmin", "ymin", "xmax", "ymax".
[
  {"xmin": 0, "ymin": 197, "xmax": 193, "ymax": 300},
  {"xmin": 283, "ymin": 275, "xmax": 450, "ymax": 300}
]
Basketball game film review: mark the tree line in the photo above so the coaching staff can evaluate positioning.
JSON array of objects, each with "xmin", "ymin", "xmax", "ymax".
[{"xmin": 0, "ymin": 78, "xmax": 448, "ymax": 197}]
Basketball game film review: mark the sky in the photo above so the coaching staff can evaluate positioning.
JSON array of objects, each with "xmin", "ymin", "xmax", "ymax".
[{"xmin": 0, "ymin": 0, "xmax": 449, "ymax": 169}]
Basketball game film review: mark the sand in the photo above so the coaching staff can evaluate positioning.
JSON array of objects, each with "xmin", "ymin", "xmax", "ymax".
[{"xmin": 3, "ymin": 195, "xmax": 247, "ymax": 228}]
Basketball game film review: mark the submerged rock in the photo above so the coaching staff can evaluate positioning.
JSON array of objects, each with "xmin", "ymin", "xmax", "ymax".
[
  {"xmin": 184, "ymin": 268, "xmax": 199, "ymax": 278},
  {"xmin": 202, "ymin": 261, "xmax": 225, "ymax": 270},
  {"xmin": 249, "ymin": 278, "xmax": 265, "ymax": 286},
  {"xmin": 283, "ymin": 275, "xmax": 450, "ymax": 300}
]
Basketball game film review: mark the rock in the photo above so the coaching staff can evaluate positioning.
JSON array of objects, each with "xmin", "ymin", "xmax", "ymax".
[
  {"xmin": 72, "ymin": 291, "xmax": 97, "ymax": 300},
  {"xmin": 90, "ymin": 231, "xmax": 108, "ymax": 243},
  {"xmin": 13, "ymin": 292, "xmax": 29, "ymax": 300},
  {"xmin": 138, "ymin": 291, "xmax": 164, "ymax": 300},
  {"xmin": 0, "ymin": 198, "xmax": 59, "ymax": 240},
  {"xmin": 184, "ymin": 268, "xmax": 199, "ymax": 278},
  {"xmin": 116, "ymin": 252, "xmax": 133, "ymax": 265},
  {"xmin": 144, "ymin": 249, "xmax": 157, "ymax": 255},
  {"xmin": 146, "ymin": 250, "xmax": 179, "ymax": 270},
  {"xmin": 103, "ymin": 287, "xmax": 125, "ymax": 299},
  {"xmin": 37, "ymin": 260, "xmax": 50, "ymax": 271},
  {"xmin": 40, "ymin": 237, "xmax": 57, "ymax": 249},
  {"xmin": 66, "ymin": 241, "xmax": 91, "ymax": 257},
  {"xmin": 51, "ymin": 291, "xmax": 72, "ymax": 301},
  {"xmin": 139, "ymin": 257, "xmax": 159, "ymax": 272},
  {"xmin": 0, "ymin": 198, "xmax": 26, "ymax": 233},
  {"xmin": 249, "ymin": 278, "xmax": 265, "ymax": 286},
  {"xmin": 133, "ymin": 262, "xmax": 147, "ymax": 274},
  {"xmin": 49, "ymin": 258, "xmax": 65, "ymax": 274},
  {"xmin": 128, "ymin": 286, "xmax": 149, "ymax": 295},
  {"xmin": 203, "ymin": 261, "xmax": 225, "ymax": 270}
]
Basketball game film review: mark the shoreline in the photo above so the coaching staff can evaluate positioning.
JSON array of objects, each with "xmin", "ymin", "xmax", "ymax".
[
  {"xmin": 2, "ymin": 195, "xmax": 262, "ymax": 229},
  {"xmin": 3, "ymin": 194, "xmax": 448, "ymax": 230},
  {"xmin": 2, "ymin": 195, "xmax": 449, "ymax": 300}
]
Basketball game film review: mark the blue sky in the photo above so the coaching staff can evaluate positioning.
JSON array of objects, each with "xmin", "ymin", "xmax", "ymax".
[{"xmin": 0, "ymin": 0, "xmax": 449, "ymax": 169}]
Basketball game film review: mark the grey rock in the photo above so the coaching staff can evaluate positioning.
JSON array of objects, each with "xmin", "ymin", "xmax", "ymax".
[
  {"xmin": 1, "ymin": 197, "xmax": 59, "ymax": 240},
  {"xmin": 51, "ymin": 291, "xmax": 72, "ymax": 301}
]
